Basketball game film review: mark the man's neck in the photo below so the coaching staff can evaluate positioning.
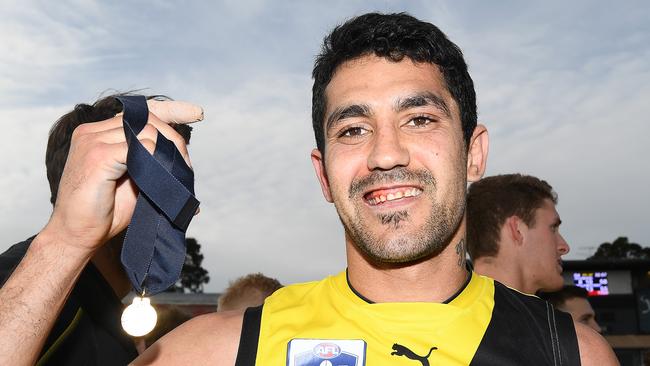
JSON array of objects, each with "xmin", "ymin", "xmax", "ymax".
[
  {"xmin": 345, "ymin": 236, "xmax": 469, "ymax": 303},
  {"xmin": 473, "ymin": 256, "xmax": 536, "ymax": 294}
]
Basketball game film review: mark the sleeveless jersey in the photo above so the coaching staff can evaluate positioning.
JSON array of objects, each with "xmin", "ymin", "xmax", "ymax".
[{"xmin": 235, "ymin": 271, "xmax": 580, "ymax": 365}]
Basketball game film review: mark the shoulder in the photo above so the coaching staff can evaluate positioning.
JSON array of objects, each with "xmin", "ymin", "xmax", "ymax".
[
  {"xmin": 490, "ymin": 278, "xmax": 548, "ymax": 310},
  {"xmin": 131, "ymin": 310, "xmax": 245, "ymax": 366},
  {"xmin": 574, "ymin": 321, "xmax": 619, "ymax": 365},
  {"xmin": 264, "ymin": 274, "xmax": 338, "ymax": 310}
]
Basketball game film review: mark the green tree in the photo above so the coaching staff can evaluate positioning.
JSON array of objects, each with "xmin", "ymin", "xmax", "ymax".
[
  {"xmin": 167, "ymin": 237, "xmax": 210, "ymax": 293},
  {"xmin": 588, "ymin": 236, "xmax": 650, "ymax": 260}
]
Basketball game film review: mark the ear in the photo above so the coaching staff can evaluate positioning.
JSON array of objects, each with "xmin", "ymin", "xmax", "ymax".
[
  {"xmin": 506, "ymin": 216, "xmax": 525, "ymax": 246},
  {"xmin": 466, "ymin": 124, "xmax": 489, "ymax": 182},
  {"xmin": 311, "ymin": 148, "xmax": 333, "ymax": 203}
]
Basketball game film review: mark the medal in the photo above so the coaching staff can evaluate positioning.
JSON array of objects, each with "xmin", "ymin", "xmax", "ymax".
[{"xmin": 121, "ymin": 291, "xmax": 158, "ymax": 337}]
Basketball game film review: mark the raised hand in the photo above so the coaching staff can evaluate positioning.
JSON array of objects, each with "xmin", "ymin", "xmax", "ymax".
[
  {"xmin": 44, "ymin": 100, "xmax": 203, "ymax": 255},
  {"xmin": 0, "ymin": 98, "xmax": 203, "ymax": 366}
]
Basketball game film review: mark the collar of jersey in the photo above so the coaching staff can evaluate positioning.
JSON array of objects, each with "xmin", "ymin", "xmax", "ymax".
[
  {"xmin": 329, "ymin": 269, "xmax": 491, "ymax": 325},
  {"xmin": 345, "ymin": 268, "xmax": 473, "ymax": 305}
]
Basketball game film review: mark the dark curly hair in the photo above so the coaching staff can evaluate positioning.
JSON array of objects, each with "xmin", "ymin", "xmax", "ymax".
[{"xmin": 312, "ymin": 12, "xmax": 477, "ymax": 153}]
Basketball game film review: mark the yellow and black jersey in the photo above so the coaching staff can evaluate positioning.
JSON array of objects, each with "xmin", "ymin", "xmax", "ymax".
[{"xmin": 234, "ymin": 270, "xmax": 579, "ymax": 365}]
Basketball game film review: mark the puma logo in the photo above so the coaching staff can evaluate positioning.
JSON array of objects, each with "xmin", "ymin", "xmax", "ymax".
[{"xmin": 391, "ymin": 343, "xmax": 437, "ymax": 366}]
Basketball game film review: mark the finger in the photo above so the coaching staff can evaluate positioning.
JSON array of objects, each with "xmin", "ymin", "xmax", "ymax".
[
  {"xmin": 113, "ymin": 100, "xmax": 203, "ymax": 124},
  {"xmin": 75, "ymin": 99, "xmax": 203, "ymax": 137},
  {"xmin": 83, "ymin": 124, "xmax": 159, "ymax": 145},
  {"xmin": 74, "ymin": 109, "xmax": 193, "ymax": 168},
  {"xmin": 147, "ymin": 100, "xmax": 203, "ymax": 124},
  {"xmin": 145, "ymin": 113, "xmax": 192, "ymax": 168},
  {"xmin": 79, "ymin": 115, "xmax": 191, "ymax": 168},
  {"xmin": 107, "ymin": 138, "xmax": 157, "ymax": 168},
  {"xmin": 72, "ymin": 115, "xmax": 124, "ymax": 136}
]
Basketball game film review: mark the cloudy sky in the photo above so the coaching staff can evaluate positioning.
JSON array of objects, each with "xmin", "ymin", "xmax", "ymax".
[{"xmin": 1, "ymin": 0, "xmax": 648, "ymax": 292}]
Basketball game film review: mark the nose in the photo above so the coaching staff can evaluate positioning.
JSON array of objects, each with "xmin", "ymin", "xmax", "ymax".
[
  {"xmin": 558, "ymin": 234, "xmax": 570, "ymax": 256},
  {"xmin": 367, "ymin": 125, "xmax": 409, "ymax": 171}
]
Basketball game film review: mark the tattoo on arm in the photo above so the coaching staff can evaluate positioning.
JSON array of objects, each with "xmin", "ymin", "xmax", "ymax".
[{"xmin": 456, "ymin": 239, "xmax": 466, "ymax": 267}]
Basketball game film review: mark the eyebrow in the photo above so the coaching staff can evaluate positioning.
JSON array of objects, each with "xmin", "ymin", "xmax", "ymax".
[
  {"xmin": 324, "ymin": 91, "xmax": 451, "ymax": 133},
  {"xmin": 552, "ymin": 217, "xmax": 562, "ymax": 227},
  {"xmin": 395, "ymin": 92, "xmax": 451, "ymax": 117},
  {"xmin": 326, "ymin": 104, "xmax": 372, "ymax": 133}
]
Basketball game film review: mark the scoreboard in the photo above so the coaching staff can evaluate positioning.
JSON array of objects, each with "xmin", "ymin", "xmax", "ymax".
[
  {"xmin": 572, "ymin": 271, "xmax": 609, "ymax": 296},
  {"xmin": 564, "ymin": 270, "xmax": 632, "ymax": 296}
]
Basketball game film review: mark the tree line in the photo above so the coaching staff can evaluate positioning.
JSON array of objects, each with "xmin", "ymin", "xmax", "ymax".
[{"xmin": 588, "ymin": 236, "xmax": 650, "ymax": 260}]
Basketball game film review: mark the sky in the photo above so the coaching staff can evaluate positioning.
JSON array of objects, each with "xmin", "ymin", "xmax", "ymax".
[{"xmin": 1, "ymin": 0, "xmax": 648, "ymax": 293}]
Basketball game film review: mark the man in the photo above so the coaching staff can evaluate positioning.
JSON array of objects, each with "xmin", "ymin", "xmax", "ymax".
[
  {"xmin": 1, "ymin": 12, "xmax": 616, "ymax": 366},
  {"xmin": 467, "ymin": 173, "xmax": 571, "ymax": 294},
  {"xmin": 540, "ymin": 286, "xmax": 603, "ymax": 333},
  {"xmin": 135, "ymin": 13, "xmax": 616, "ymax": 365},
  {"xmin": 0, "ymin": 95, "xmax": 202, "ymax": 365},
  {"xmin": 217, "ymin": 273, "xmax": 282, "ymax": 312}
]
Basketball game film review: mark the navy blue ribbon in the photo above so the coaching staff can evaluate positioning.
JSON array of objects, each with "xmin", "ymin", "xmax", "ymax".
[{"xmin": 117, "ymin": 95, "xmax": 200, "ymax": 295}]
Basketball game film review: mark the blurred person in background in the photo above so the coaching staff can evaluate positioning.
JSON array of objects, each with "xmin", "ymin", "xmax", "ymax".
[
  {"xmin": 540, "ymin": 285, "xmax": 602, "ymax": 334},
  {"xmin": 467, "ymin": 173, "xmax": 570, "ymax": 294},
  {"xmin": 0, "ymin": 93, "xmax": 196, "ymax": 365},
  {"xmin": 217, "ymin": 273, "xmax": 282, "ymax": 312}
]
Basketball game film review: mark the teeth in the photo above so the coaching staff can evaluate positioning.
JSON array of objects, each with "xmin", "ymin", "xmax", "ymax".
[{"xmin": 367, "ymin": 188, "xmax": 423, "ymax": 205}]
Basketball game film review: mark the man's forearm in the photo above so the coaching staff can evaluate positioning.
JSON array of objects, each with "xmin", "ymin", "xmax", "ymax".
[{"xmin": 0, "ymin": 229, "xmax": 93, "ymax": 365}]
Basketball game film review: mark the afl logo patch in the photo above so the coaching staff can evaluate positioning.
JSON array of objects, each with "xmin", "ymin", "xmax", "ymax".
[
  {"xmin": 313, "ymin": 343, "xmax": 340, "ymax": 359},
  {"xmin": 287, "ymin": 339, "xmax": 366, "ymax": 366}
]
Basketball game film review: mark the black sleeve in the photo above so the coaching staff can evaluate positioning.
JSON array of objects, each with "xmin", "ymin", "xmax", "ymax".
[{"xmin": 0, "ymin": 238, "xmax": 33, "ymax": 287}]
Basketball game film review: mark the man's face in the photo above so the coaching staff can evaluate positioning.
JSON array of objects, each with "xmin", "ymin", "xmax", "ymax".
[
  {"xmin": 559, "ymin": 297, "xmax": 602, "ymax": 333},
  {"xmin": 312, "ymin": 55, "xmax": 476, "ymax": 263},
  {"xmin": 522, "ymin": 199, "xmax": 570, "ymax": 291}
]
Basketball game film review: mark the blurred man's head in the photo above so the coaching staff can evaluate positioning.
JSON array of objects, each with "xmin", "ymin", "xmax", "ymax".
[
  {"xmin": 217, "ymin": 273, "xmax": 282, "ymax": 312},
  {"xmin": 540, "ymin": 286, "xmax": 602, "ymax": 333},
  {"xmin": 467, "ymin": 174, "xmax": 570, "ymax": 293}
]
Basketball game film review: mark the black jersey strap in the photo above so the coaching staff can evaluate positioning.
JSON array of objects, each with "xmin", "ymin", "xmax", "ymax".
[
  {"xmin": 549, "ymin": 303, "xmax": 581, "ymax": 366},
  {"xmin": 546, "ymin": 302, "xmax": 560, "ymax": 365},
  {"xmin": 234, "ymin": 305, "xmax": 263, "ymax": 366}
]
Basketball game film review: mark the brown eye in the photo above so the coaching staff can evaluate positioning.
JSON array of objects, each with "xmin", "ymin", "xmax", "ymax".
[
  {"xmin": 406, "ymin": 116, "xmax": 435, "ymax": 127},
  {"xmin": 340, "ymin": 127, "xmax": 368, "ymax": 137}
]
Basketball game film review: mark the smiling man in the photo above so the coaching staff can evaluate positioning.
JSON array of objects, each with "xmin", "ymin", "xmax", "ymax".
[
  {"xmin": 132, "ymin": 13, "xmax": 616, "ymax": 365},
  {"xmin": 1, "ymin": 11, "xmax": 615, "ymax": 366},
  {"xmin": 467, "ymin": 173, "xmax": 571, "ymax": 295}
]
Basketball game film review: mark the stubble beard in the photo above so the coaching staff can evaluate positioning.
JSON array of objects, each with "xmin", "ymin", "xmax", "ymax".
[{"xmin": 335, "ymin": 167, "xmax": 466, "ymax": 264}]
